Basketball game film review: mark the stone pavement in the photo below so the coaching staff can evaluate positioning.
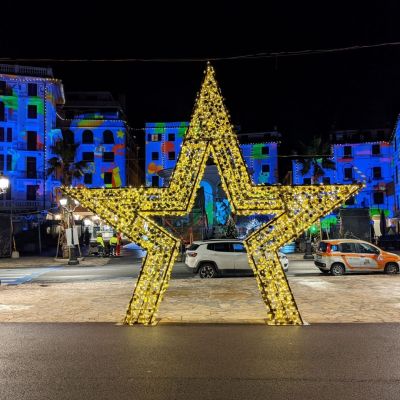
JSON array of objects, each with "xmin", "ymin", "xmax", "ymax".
[{"xmin": 1, "ymin": 272, "xmax": 400, "ymax": 324}]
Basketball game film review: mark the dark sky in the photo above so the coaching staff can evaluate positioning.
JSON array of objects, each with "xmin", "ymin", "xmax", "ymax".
[{"xmin": 2, "ymin": 1, "xmax": 400, "ymax": 152}]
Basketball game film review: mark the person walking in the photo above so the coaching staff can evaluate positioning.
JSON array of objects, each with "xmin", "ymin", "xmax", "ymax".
[
  {"xmin": 109, "ymin": 233, "xmax": 118, "ymax": 257},
  {"xmin": 96, "ymin": 233, "xmax": 105, "ymax": 256},
  {"xmin": 116, "ymin": 232, "xmax": 122, "ymax": 256}
]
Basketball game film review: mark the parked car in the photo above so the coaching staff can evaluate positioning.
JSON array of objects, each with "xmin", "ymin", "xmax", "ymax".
[
  {"xmin": 315, "ymin": 239, "xmax": 400, "ymax": 275},
  {"xmin": 185, "ymin": 239, "xmax": 289, "ymax": 278}
]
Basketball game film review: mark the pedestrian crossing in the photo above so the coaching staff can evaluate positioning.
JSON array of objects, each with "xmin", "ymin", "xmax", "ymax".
[{"xmin": 0, "ymin": 268, "xmax": 58, "ymax": 286}]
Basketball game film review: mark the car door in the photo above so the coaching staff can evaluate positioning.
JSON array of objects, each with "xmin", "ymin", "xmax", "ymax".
[
  {"xmin": 354, "ymin": 242, "xmax": 380, "ymax": 271},
  {"xmin": 232, "ymin": 242, "xmax": 250, "ymax": 270},
  {"xmin": 210, "ymin": 242, "xmax": 235, "ymax": 271},
  {"xmin": 339, "ymin": 242, "xmax": 360, "ymax": 269}
]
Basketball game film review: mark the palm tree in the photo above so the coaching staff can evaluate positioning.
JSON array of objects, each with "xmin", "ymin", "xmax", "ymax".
[
  {"xmin": 296, "ymin": 135, "xmax": 335, "ymax": 182},
  {"xmin": 47, "ymin": 137, "xmax": 88, "ymax": 258},
  {"xmin": 47, "ymin": 138, "xmax": 88, "ymax": 185}
]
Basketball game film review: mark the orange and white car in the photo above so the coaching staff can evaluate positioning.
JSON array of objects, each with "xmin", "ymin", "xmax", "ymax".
[{"xmin": 314, "ymin": 239, "xmax": 400, "ymax": 275}]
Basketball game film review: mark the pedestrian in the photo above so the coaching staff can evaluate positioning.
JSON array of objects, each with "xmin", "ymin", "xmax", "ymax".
[
  {"xmin": 116, "ymin": 232, "xmax": 122, "ymax": 256},
  {"xmin": 109, "ymin": 232, "xmax": 118, "ymax": 257},
  {"xmin": 96, "ymin": 233, "xmax": 105, "ymax": 256},
  {"xmin": 83, "ymin": 227, "xmax": 90, "ymax": 247}
]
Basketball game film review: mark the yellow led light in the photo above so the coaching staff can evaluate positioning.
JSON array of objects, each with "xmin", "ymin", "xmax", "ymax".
[{"xmin": 63, "ymin": 64, "xmax": 361, "ymax": 326}]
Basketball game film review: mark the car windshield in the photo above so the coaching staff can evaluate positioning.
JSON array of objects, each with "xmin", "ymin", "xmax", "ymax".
[{"xmin": 187, "ymin": 244, "xmax": 200, "ymax": 251}]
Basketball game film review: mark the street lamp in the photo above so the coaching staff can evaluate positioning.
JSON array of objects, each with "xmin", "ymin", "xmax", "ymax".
[
  {"xmin": 0, "ymin": 172, "xmax": 10, "ymax": 195},
  {"xmin": 59, "ymin": 197, "xmax": 80, "ymax": 265}
]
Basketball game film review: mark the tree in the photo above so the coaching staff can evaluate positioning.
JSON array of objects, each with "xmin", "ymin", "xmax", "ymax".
[
  {"xmin": 296, "ymin": 135, "xmax": 335, "ymax": 182},
  {"xmin": 47, "ymin": 137, "xmax": 88, "ymax": 258},
  {"xmin": 47, "ymin": 138, "xmax": 88, "ymax": 186},
  {"xmin": 224, "ymin": 214, "xmax": 238, "ymax": 238}
]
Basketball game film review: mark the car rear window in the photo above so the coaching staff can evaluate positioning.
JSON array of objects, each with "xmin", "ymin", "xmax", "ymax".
[{"xmin": 187, "ymin": 244, "xmax": 200, "ymax": 251}]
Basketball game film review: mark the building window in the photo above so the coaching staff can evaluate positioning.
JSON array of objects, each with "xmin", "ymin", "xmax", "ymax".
[
  {"xmin": 104, "ymin": 172, "xmax": 112, "ymax": 185},
  {"xmin": 344, "ymin": 146, "xmax": 352, "ymax": 157},
  {"xmin": 372, "ymin": 144, "xmax": 380, "ymax": 155},
  {"xmin": 344, "ymin": 167, "xmax": 353, "ymax": 180},
  {"xmin": 27, "ymin": 105, "xmax": 37, "ymax": 119},
  {"xmin": 6, "ymin": 155, "xmax": 12, "ymax": 171},
  {"xmin": 152, "ymin": 175, "xmax": 159, "ymax": 187},
  {"xmin": 152, "ymin": 152, "xmax": 159, "ymax": 161},
  {"xmin": 345, "ymin": 197, "xmax": 355, "ymax": 205},
  {"xmin": 147, "ymin": 134, "xmax": 151, "ymax": 141},
  {"xmin": 82, "ymin": 152, "xmax": 94, "ymax": 162},
  {"xmin": 28, "ymin": 83, "xmax": 37, "ymax": 96},
  {"xmin": 0, "ymin": 81, "xmax": 5, "ymax": 95},
  {"xmin": 27, "ymin": 131, "xmax": 37, "ymax": 151},
  {"xmin": 84, "ymin": 173, "xmax": 93, "ymax": 185},
  {"xmin": 303, "ymin": 178, "xmax": 311, "ymax": 184},
  {"xmin": 63, "ymin": 130, "xmax": 74, "ymax": 144},
  {"xmin": 373, "ymin": 192, "xmax": 384, "ymax": 205},
  {"xmin": 26, "ymin": 185, "xmax": 37, "ymax": 201},
  {"xmin": 261, "ymin": 146, "xmax": 269, "ymax": 155},
  {"xmin": 373, "ymin": 167, "xmax": 382, "ymax": 179},
  {"xmin": 0, "ymin": 154, "xmax": 3, "ymax": 170},
  {"xmin": 103, "ymin": 130, "xmax": 114, "ymax": 144},
  {"xmin": 151, "ymin": 134, "xmax": 161, "ymax": 142},
  {"xmin": 103, "ymin": 152, "xmax": 114, "ymax": 162},
  {"xmin": 6, "ymin": 128, "xmax": 12, "ymax": 142},
  {"xmin": 82, "ymin": 130, "xmax": 94, "ymax": 144},
  {"xmin": 168, "ymin": 133, "xmax": 175, "ymax": 141},
  {"xmin": 168, "ymin": 151, "xmax": 175, "ymax": 160},
  {"xmin": 0, "ymin": 102, "xmax": 4, "ymax": 121},
  {"xmin": 261, "ymin": 164, "xmax": 270, "ymax": 173},
  {"xmin": 0, "ymin": 127, "xmax": 4, "ymax": 141},
  {"xmin": 323, "ymin": 177, "xmax": 331, "ymax": 184},
  {"xmin": 26, "ymin": 157, "xmax": 36, "ymax": 177}
]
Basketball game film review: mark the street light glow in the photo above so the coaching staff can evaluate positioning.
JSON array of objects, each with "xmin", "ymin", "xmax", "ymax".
[
  {"xmin": 59, "ymin": 198, "xmax": 68, "ymax": 207},
  {"xmin": 0, "ymin": 173, "xmax": 10, "ymax": 192}
]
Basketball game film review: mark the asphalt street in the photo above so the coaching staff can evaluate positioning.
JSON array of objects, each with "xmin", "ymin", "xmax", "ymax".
[
  {"xmin": 0, "ymin": 260, "xmax": 318, "ymax": 285},
  {"xmin": 0, "ymin": 323, "xmax": 399, "ymax": 400}
]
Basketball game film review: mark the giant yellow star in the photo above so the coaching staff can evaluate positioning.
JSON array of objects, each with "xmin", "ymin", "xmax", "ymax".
[{"xmin": 63, "ymin": 64, "xmax": 361, "ymax": 325}]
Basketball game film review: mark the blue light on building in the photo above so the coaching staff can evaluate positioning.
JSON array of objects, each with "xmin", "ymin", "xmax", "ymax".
[{"xmin": 0, "ymin": 64, "xmax": 64, "ymax": 211}]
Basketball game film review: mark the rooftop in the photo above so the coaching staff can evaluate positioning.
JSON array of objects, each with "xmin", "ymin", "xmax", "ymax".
[{"xmin": 0, "ymin": 64, "xmax": 54, "ymax": 78}]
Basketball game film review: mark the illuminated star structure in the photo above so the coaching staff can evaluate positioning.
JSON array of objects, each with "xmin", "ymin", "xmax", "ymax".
[{"xmin": 63, "ymin": 64, "xmax": 361, "ymax": 326}]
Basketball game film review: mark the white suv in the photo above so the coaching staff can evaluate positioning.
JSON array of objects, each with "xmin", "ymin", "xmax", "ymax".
[{"xmin": 185, "ymin": 239, "xmax": 289, "ymax": 278}]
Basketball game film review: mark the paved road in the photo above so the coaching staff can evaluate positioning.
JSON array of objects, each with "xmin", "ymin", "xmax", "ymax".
[
  {"xmin": 0, "ymin": 260, "xmax": 319, "ymax": 285},
  {"xmin": 0, "ymin": 323, "xmax": 399, "ymax": 400}
]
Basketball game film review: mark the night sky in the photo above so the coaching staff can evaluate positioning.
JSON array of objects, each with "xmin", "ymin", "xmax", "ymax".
[{"xmin": 2, "ymin": 1, "xmax": 400, "ymax": 154}]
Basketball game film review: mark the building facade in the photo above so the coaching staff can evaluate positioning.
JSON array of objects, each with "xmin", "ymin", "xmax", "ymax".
[
  {"xmin": 56, "ymin": 92, "xmax": 129, "ymax": 189},
  {"xmin": 145, "ymin": 122, "xmax": 281, "ymax": 238},
  {"xmin": 0, "ymin": 64, "xmax": 65, "ymax": 212},
  {"xmin": 292, "ymin": 128, "xmax": 395, "ymax": 236}
]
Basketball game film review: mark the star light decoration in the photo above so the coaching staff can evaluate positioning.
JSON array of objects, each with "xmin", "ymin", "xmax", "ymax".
[{"xmin": 63, "ymin": 64, "xmax": 361, "ymax": 326}]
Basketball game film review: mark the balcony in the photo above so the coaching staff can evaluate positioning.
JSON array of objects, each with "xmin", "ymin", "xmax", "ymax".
[
  {"xmin": 11, "ymin": 171, "xmax": 45, "ymax": 180},
  {"xmin": 0, "ymin": 64, "xmax": 53, "ymax": 78},
  {"xmin": 0, "ymin": 199, "xmax": 54, "ymax": 210}
]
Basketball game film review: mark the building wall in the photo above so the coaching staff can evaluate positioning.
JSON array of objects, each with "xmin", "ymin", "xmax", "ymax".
[
  {"xmin": 292, "ymin": 140, "xmax": 395, "ymax": 217},
  {"xmin": 145, "ymin": 122, "xmax": 279, "ymax": 187},
  {"xmin": 58, "ymin": 114, "xmax": 127, "ymax": 189},
  {"xmin": 392, "ymin": 118, "xmax": 400, "ymax": 215},
  {"xmin": 0, "ymin": 71, "xmax": 64, "ymax": 210}
]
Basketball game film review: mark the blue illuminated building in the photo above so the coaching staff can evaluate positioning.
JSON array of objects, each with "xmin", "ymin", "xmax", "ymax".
[
  {"xmin": 292, "ymin": 128, "xmax": 395, "ymax": 222},
  {"xmin": 57, "ymin": 92, "xmax": 128, "ymax": 189},
  {"xmin": 145, "ymin": 122, "xmax": 280, "ymax": 238},
  {"xmin": 0, "ymin": 64, "xmax": 65, "ymax": 212}
]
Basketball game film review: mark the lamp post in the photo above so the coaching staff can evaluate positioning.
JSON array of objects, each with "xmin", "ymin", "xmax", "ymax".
[
  {"xmin": 0, "ymin": 172, "xmax": 10, "ymax": 195},
  {"xmin": 59, "ymin": 197, "xmax": 80, "ymax": 265}
]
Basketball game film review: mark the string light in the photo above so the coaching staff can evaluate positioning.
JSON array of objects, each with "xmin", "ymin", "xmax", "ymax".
[{"xmin": 63, "ymin": 64, "xmax": 361, "ymax": 326}]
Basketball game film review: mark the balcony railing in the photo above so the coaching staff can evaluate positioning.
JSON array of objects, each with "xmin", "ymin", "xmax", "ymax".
[
  {"xmin": 0, "ymin": 199, "xmax": 54, "ymax": 210},
  {"xmin": 0, "ymin": 64, "xmax": 53, "ymax": 78}
]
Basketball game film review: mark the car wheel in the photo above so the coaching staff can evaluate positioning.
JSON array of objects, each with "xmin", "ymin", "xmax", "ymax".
[
  {"xmin": 384, "ymin": 262, "xmax": 399, "ymax": 274},
  {"xmin": 330, "ymin": 263, "xmax": 345, "ymax": 276},
  {"xmin": 198, "ymin": 263, "xmax": 217, "ymax": 278}
]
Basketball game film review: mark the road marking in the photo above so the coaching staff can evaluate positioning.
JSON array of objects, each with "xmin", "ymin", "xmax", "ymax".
[{"xmin": 0, "ymin": 268, "xmax": 60, "ymax": 286}]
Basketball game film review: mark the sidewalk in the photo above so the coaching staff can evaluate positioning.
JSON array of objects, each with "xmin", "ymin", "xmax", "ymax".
[{"xmin": 0, "ymin": 248, "xmax": 144, "ymax": 269}]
